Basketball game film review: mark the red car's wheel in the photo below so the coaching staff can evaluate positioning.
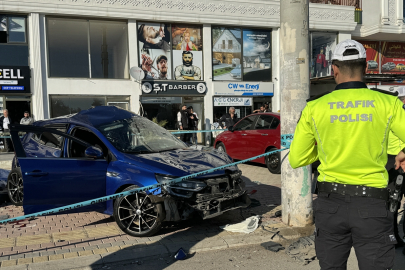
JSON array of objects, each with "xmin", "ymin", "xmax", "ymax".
[
  {"xmin": 215, "ymin": 142, "xmax": 226, "ymax": 153},
  {"xmin": 266, "ymin": 149, "xmax": 281, "ymax": 174}
]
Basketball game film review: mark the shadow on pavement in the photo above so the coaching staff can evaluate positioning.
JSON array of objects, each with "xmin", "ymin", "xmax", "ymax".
[{"xmin": 86, "ymin": 175, "xmax": 283, "ymax": 269}]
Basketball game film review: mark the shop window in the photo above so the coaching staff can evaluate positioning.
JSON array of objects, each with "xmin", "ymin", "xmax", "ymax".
[
  {"xmin": 0, "ymin": 15, "xmax": 28, "ymax": 66},
  {"xmin": 90, "ymin": 21, "xmax": 129, "ymax": 79},
  {"xmin": 50, "ymin": 95, "xmax": 130, "ymax": 118},
  {"xmin": 212, "ymin": 27, "xmax": 271, "ymax": 82},
  {"xmin": 47, "ymin": 18, "xmax": 129, "ymax": 79},
  {"xmin": 310, "ymin": 32, "xmax": 337, "ymax": 78}
]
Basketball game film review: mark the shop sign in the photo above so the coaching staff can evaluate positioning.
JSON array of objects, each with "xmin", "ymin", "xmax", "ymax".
[
  {"xmin": 214, "ymin": 97, "xmax": 252, "ymax": 106},
  {"xmin": 141, "ymin": 96, "xmax": 182, "ymax": 104},
  {"xmin": 141, "ymin": 81, "xmax": 207, "ymax": 95},
  {"xmin": 0, "ymin": 66, "xmax": 30, "ymax": 93},
  {"xmin": 213, "ymin": 82, "xmax": 273, "ymax": 96}
]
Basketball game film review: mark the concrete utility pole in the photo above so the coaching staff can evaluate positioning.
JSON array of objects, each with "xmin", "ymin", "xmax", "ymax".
[{"xmin": 280, "ymin": 0, "xmax": 313, "ymax": 227}]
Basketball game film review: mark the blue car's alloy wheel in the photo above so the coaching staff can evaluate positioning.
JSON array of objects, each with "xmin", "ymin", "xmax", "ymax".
[
  {"xmin": 114, "ymin": 186, "xmax": 163, "ymax": 237},
  {"xmin": 7, "ymin": 168, "xmax": 23, "ymax": 206}
]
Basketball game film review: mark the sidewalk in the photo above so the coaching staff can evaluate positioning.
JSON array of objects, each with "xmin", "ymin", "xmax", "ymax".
[{"xmin": 0, "ymin": 163, "xmax": 315, "ymax": 269}]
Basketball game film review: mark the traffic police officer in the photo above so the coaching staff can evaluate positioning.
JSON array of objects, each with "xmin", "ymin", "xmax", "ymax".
[{"xmin": 289, "ymin": 40, "xmax": 405, "ymax": 270}]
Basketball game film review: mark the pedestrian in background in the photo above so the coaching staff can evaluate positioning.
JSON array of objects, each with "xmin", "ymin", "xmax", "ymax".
[
  {"xmin": 0, "ymin": 109, "xmax": 13, "ymax": 152},
  {"xmin": 20, "ymin": 111, "xmax": 33, "ymax": 125},
  {"xmin": 219, "ymin": 107, "xmax": 238, "ymax": 129},
  {"xmin": 188, "ymin": 106, "xmax": 198, "ymax": 144},
  {"xmin": 253, "ymin": 106, "xmax": 264, "ymax": 113},
  {"xmin": 177, "ymin": 104, "xmax": 190, "ymax": 143},
  {"xmin": 263, "ymin": 102, "xmax": 271, "ymax": 112}
]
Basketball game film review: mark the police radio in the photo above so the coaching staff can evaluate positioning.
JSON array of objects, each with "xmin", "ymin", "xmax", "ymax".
[{"xmin": 389, "ymin": 167, "xmax": 404, "ymax": 213}]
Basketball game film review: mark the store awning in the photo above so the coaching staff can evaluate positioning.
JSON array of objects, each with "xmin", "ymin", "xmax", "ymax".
[{"xmin": 310, "ymin": 74, "xmax": 405, "ymax": 84}]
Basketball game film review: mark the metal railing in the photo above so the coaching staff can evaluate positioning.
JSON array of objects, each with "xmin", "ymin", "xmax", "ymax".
[{"xmin": 310, "ymin": 0, "xmax": 361, "ymax": 8}]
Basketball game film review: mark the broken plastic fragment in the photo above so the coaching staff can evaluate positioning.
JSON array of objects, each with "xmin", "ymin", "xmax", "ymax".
[
  {"xmin": 174, "ymin": 248, "xmax": 187, "ymax": 260},
  {"xmin": 220, "ymin": 215, "xmax": 260, "ymax": 233}
]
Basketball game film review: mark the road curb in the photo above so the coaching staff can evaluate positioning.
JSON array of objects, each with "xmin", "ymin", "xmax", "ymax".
[{"xmin": 0, "ymin": 224, "xmax": 315, "ymax": 269}]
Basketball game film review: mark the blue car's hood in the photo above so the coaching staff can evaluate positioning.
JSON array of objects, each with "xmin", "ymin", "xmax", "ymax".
[{"xmin": 121, "ymin": 148, "xmax": 238, "ymax": 178}]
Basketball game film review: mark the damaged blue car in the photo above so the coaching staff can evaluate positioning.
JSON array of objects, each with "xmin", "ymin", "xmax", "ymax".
[{"xmin": 8, "ymin": 106, "xmax": 250, "ymax": 236}]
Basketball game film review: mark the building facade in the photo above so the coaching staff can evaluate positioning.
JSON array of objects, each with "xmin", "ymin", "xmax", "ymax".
[{"xmin": 3, "ymin": 0, "xmax": 399, "ymax": 141}]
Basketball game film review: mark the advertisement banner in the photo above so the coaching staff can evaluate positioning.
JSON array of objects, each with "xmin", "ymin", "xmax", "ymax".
[
  {"xmin": 381, "ymin": 41, "xmax": 405, "ymax": 85},
  {"xmin": 141, "ymin": 96, "xmax": 182, "ymax": 104},
  {"xmin": 214, "ymin": 97, "xmax": 252, "ymax": 106},
  {"xmin": 242, "ymin": 29, "xmax": 271, "ymax": 81},
  {"xmin": 213, "ymin": 82, "xmax": 273, "ymax": 96},
  {"xmin": 173, "ymin": 50, "xmax": 203, "ymax": 81},
  {"xmin": 212, "ymin": 27, "xmax": 242, "ymax": 81},
  {"xmin": 0, "ymin": 66, "xmax": 30, "ymax": 93},
  {"xmin": 171, "ymin": 24, "xmax": 202, "ymax": 51},
  {"xmin": 138, "ymin": 23, "xmax": 171, "ymax": 80},
  {"xmin": 358, "ymin": 41, "xmax": 380, "ymax": 74}
]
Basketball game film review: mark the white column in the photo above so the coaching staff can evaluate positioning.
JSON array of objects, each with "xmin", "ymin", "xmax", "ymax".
[
  {"xmin": 396, "ymin": 0, "xmax": 404, "ymax": 25},
  {"xmin": 338, "ymin": 32, "xmax": 351, "ymax": 43},
  {"xmin": 128, "ymin": 19, "xmax": 140, "ymax": 114},
  {"xmin": 28, "ymin": 13, "xmax": 45, "ymax": 120},
  {"xmin": 203, "ymin": 24, "xmax": 213, "ymax": 145},
  {"xmin": 381, "ymin": 0, "xmax": 390, "ymax": 24},
  {"xmin": 272, "ymin": 28, "xmax": 280, "ymax": 112}
]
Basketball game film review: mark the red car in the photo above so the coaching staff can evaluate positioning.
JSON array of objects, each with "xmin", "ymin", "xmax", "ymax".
[{"xmin": 214, "ymin": 112, "xmax": 281, "ymax": 174}]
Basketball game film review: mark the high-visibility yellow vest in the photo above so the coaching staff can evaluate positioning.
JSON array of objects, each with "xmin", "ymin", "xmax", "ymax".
[{"xmin": 290, "ymin": 81, "xmax": 405, "ymax": 188}]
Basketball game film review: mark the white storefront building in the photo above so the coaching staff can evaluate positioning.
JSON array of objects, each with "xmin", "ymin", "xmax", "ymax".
[{"xmin": 0, "ymin": 0, "xmax": 403, "ymax": 142}]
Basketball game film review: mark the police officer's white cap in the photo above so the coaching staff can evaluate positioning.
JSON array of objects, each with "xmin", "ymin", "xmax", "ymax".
[
  {"xmin": 396, "ymin": 86, "xmax": 405, "ymax": 97},
  {"xmin": 332, "ymin": 40, "xmax": 366, "ymax": 61}
]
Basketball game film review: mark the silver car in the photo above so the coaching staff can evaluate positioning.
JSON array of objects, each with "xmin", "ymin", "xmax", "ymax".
[
  {"xmin": 213, "ymin": 58, "xmax": 220, "ymax": 65},
  {"xmin": 367, "ymin": 60, "xmax": 378, "ymax": 69},
  {"xmin": 382, "ymin": 62, "xmax": 396, "ymax": 71}
]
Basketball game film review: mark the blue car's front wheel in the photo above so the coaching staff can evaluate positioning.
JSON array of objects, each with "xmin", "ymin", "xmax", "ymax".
[{"xmin": 113, "ymin": 185, "xmax": 164, "ymax": 237}]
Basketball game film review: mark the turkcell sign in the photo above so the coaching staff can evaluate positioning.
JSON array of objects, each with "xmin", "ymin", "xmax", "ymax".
[
  {"xmin": 0, "ymin": 66, "xmax": 30, "ymax": 93},
  {"xmin": 214, "ymin": 82, "xmax": 274, "ymax": 96}
]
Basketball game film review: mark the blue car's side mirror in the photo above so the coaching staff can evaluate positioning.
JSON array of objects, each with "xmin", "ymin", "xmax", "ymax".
[{"xmin": 85, "ymin": 146, "xmax": 103, "ymax": 159}]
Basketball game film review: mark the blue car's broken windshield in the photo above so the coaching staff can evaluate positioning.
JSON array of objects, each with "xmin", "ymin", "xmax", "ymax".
[{"xmin": 97, "ymin": 117, "xmax": 186, "ymax": 154}]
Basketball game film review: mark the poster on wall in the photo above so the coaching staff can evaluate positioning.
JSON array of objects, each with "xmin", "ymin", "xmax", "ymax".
[
  {"xmin": 381, "ymin": 41, "xmax": 405, "ymax": 85},
  {"xmin": 242, "ymin": 29, "xmax": 271, "ymax": 81},
  {"xmin": 172, "ymin": 25, "xmax": 203, "ymax": 80},
  {"xmin": 358, "ymin": 41, "xmax": 380, "ymax": 74},
  {"xmin": 212, "ymin": 27, "xmax": 242, "ymax": 81},
  {"xmin": 310, "ymin": 32, "xmax": 337, "ymax": 78},
  {"xmin": 173, "ymin": 50, "xmax": 203, "ymax": 80},
  {"xmin": 138, "ymin": 23, "xmax": 171, "ymax": 80}
]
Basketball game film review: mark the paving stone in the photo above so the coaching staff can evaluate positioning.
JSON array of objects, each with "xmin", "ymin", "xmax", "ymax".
[
  {"xmin": 39, "ymin": 251, "xmax": 55, "ymax": 256},
  {"xmin": 97, "ymin": 243, "xmax": 112, "ymax": 249},
  {"xmin": 69, "ymin": 247, "xmax": 85, "ymax": 253},
  {"xmin": 9, "ymin": 254, "xmax": 25, "ymax": 260},
  {"xmin": 33, "ymin": 256, "xmax": 49, "ymax": 263},
  {"xmin": 1, "ymin": 259, "xmax": 17, "ymax": 267},
  {"xmin": 63, "ymin": 252, "xmax": 79, "ymax": 259},
  {"xmin": 78, "ymin": 250, "xmax": 94, "ymax": 256},
  {"xmin": 17, "ymin": 257, "xmax": 33, "ymax": 265},
  {"xmin": 0, "ymin": 256, "xmax": 10, "ymax": 262},
  {"xmin": 24, "ymin": 252, "xmax": 40, "ymax": 258},
  {"xmin": 54, "ymin": 249, "xmax": 71, "ymax": 255},
  {"xmin": 48, "ymin": 254, "xmax": 64, "ymax": 261},
  {"xmin": 110, "ymin": 241, "xmax": 126, "ymax": 247},
  {"xmin": 92, "ymin": 248, "xmax": 108, "ymax": 255},
  {"xmin": 106, "ymin": 246, "xmax": 120, "ymax": 253}
]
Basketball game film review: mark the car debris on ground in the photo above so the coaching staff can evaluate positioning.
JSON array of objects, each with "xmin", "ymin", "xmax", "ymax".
[{"xmin": 220, "ymin": 215, "xmax": 261, "ymax": 233}]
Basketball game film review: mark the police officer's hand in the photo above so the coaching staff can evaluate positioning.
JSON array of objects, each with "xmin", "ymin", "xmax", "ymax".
[{"xmin": 394, "ymin": 151, "xmax": 405, "ymax": 171}]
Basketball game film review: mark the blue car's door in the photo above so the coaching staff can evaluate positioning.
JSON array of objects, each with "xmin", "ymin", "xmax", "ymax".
[{"xmin": 10, "ymin": 124, "xmax": 108, "ymax": 215}]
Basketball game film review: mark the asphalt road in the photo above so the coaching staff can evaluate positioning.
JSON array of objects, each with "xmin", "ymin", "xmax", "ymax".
[{"xmin": 85, "ymin": 243, "xmax": 405, "ymax": 270}]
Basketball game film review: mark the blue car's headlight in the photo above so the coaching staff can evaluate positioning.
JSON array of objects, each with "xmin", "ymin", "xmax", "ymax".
[{"xmin": 155, "ymin": 174, "xmax": 207, "ymax": 191}]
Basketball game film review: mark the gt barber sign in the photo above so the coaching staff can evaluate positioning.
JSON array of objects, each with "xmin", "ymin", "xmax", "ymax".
[
  {"xmin": 0, "ymin": 66, "xmax": 30, "ymax": 93},
  {"xmin": 141, "ymin": 81, "xmax": 207, "ymax": 95}
]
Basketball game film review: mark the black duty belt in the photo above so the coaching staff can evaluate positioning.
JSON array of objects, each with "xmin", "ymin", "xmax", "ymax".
[{"xmin": 317, "ymin": 181, "xmax": 389, "ymax": 201}]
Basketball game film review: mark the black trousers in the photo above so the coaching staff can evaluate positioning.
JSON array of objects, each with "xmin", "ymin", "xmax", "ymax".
[
  {"xmin": 315, "ymin": 193, "xmax": 396, "ymax": 270},
  {"xmin": 180, "ymin": 131, "xmax": 191, "ymax": 144}
]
